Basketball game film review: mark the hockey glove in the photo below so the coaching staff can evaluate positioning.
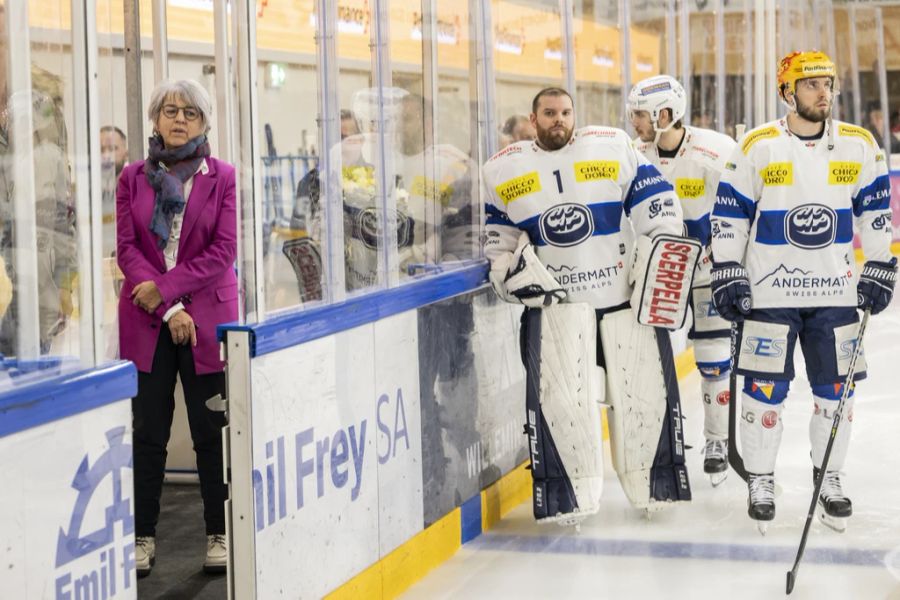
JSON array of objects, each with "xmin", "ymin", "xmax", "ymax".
[
  {"xmin": 857, "ymin": 257, "xmax": 898, "ymax": 315},
  {"xmin": 710, "ymin": 261, "xmax": 752, "ymax": 322},
  {"xmin": 489, "ymin": 232, "xmax": 567, "ymax": 308}
]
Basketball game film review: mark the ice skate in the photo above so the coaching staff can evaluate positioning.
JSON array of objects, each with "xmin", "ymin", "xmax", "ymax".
[
  {"xmin": 703, "ymin": 438, "xmax": 728, "ymax": 487},
  {"xmin": 814, "ymin": 467, "xmax": 851, "ymax": 533},
  {"xmin": 747, "ymin": 473, "xmax": 775, "ymax": 535}
]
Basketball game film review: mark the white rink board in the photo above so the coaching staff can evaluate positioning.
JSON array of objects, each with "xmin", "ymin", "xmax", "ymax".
[
  {"xmin": 249, "ymin": 311, "xmax": 423, "ymax": 598},
  {"xmin": 0, "ymin": 401, "xmax": 136, "ymax": 599}
]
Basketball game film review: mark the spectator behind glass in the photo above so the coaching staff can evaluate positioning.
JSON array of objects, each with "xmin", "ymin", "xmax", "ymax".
[
  {"xmin": 101, "ymin": 125, "xmax": 127, "ymax": 257},
  {"xmin": 866, "ymin": 102, "xmax": 900, "ymax": 153},
  {"xmin": 116, "ymin": 79, "xmax": 237, "ymax": 578},
  {"xmin": 0, "ymin": 5, "xmax": 75, "ymax": 355},
  {"xmin": 501, "ymin": 114, "xmax": 536, "ymax": 144}
]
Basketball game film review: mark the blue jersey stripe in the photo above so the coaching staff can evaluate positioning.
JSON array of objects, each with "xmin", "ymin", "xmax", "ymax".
[
  {"xmin": 754, "ymin": 208, "xmax": 853, "ymax": 246},
  {"xmin": 852, "ymin": 174, "xmax": 891, "ymax": 216},
  {"xmin": 713, "ymin": 182, "xmax": 756, "ymax": 222},
  {"xmin": 624, "ymin": 163, "xmax": 672, "ymax": 214},
  {"xmin": 485, "ymin": 204, "xmax": 515, "ymax": 226},
  {"xmin": 684, "ymin": 215, "xmax": 711, "ymax": 245},
  {"xmin": 522, "ymin": 202, "xmax": 623, "ymax": 246}
]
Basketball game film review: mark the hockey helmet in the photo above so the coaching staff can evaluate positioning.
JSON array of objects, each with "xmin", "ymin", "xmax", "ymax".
[
  {"xmin": 777, "ymin": 50, "xmax": 836, "ymax": 99},
  {"xmin": 627, "ymin": 75, "xmax": 686, "ymax": 131}
]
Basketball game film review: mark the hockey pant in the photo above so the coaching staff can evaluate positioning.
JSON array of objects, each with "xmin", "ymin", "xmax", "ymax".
[
  {"xmin": 600, "ymin": 308, "xmax": 691, "ymax": 509},
  {"xmin": 522, "ymin": 304, "xmax": 605, "ymax": 523}
]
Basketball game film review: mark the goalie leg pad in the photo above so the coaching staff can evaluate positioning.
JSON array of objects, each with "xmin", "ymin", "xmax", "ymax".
[
  {"xmin": 599, "ymin": 309, "xmax": 690, "ymax": 510},
  {"xmin": 630, "ymin": 234, "xmax": 702, "ymax": 330},
  {"xmin": 523, "ymin": 304, "xmax": 605, "ymax": 523}
]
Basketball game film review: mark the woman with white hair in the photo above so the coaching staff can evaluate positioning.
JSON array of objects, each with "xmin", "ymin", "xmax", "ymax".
[{"xmin": 116, "ymin": 79, "xmax": 237, "ymax": 577}]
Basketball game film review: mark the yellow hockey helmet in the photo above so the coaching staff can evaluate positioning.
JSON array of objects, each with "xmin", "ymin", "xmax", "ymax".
[{"xmin": 777, "ymin": 50, "xmax": 837, "ymax": 99}]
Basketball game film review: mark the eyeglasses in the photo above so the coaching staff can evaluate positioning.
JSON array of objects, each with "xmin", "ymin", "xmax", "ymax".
[{"xmin": 161, "ymin": 104, "xmax": 201, "ymax": 121}]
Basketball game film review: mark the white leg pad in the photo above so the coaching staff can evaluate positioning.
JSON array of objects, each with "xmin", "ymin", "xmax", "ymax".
[
  {"xmin": 740, "ymin": 395, "xmax": 783, "ymax": 474},
  {"xmin": 600, "ymin": 309, "xmax": 690, "ymax": 510}
]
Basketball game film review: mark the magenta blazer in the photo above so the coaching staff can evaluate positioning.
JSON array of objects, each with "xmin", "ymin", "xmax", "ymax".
[{"xmin": 116, "ymin": 157, "xmax": 238, "ymax": 375}]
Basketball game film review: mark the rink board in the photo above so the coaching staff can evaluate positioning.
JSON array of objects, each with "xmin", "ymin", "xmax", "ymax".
[
  {"xmin": 221, "ymin": 264, "xmax": 527, "ymax": 598},
  {"xmin": 0, "ymin": 362, "xmax": 137, "ymax": 599}
]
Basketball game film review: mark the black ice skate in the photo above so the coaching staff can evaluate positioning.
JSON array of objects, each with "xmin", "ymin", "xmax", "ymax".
[
  {"xmin": 747, "ymin": 472, "xmax": 775, "ymax": 535},
  {"xmin": 814, "ymin": 467, "xmax": 852, "ymax": 533},
  {"xmin": 703, "ymin": 439, "xmax": 728, "ymax": 487}
]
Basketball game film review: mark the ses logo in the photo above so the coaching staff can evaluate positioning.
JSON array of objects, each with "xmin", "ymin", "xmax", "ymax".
[
  {"xmin": 54, "ymin": 427, "xmax": 136, "ymax": 599},
  {"xmin": 539, "ymin": 203, "xmax": 594, "ymax": 247},
  {"xmin": 784, "ymin": 204, "xmax": 836, "ymax": 249},
  {"xmin": 744, "ymin": 336, "xmax": 786, "ymax": 358}
]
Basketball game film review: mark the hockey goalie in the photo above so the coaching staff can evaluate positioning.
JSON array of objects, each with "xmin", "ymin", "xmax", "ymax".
[{"xmin": 482, "ymin": 88, "xmax": 698, "ymax": 524}]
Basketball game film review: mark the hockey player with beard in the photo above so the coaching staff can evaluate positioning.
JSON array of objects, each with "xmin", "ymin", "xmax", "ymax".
[
  {"xmin": 628, "ymin": 75, "xmax": 738, "ymax": 487},
  {"xmin": 710, "ymin": 51, "xmax": 895, "ymax": 534},
  {"xmin": 483, "ymin": 88, "xmax": 698, "ymax": 523}
]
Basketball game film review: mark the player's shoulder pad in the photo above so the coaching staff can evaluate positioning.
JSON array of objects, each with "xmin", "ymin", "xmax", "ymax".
[
  {"xmin": 575, "ymin": 125, "xmax": 629, "ymax": 146},
  {"xmin": 485, "ymin": 140, "xmax": 531, "ymax": 164},
  {"xmin": 685, "ymin": 127, "xmax": 737, "ymax": 165},
  {"xmin": 834, "ymin": 121, "xmax": 877, "ymax": 148},
  {"xmin": 740, "ymin": 122, "xmax": 783, "ymax": 155}
]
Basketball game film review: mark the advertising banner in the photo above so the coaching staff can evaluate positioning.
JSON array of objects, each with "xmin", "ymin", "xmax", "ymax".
[
  {"xmin": 248, "ymin": 312, "xmax": 423, "ymax": 598},
  {"xmin": 0, "ymin": 401, "xmax": 135, "ymax": 599}
]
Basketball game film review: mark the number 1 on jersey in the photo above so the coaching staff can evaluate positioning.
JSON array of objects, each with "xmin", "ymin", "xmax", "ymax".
[{"xmin": 553, "ymin": 169, "xmax": 563, "ymax": 193}]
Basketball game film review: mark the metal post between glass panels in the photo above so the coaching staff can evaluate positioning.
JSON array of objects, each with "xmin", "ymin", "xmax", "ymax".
[
  {"xmin": 715, "ymin": 0, "xmax": 725, "ymax": 133},
  {"xmin": 123, "ymin": 0, "xmax": 144, "ymax": 164},
  {"xmin": 560, "ymin": 0, "xmax": 576, "ymax": 96},
  {"xmin": 235, "ymin": 0, "xmax": 265, "ymax": 321},
  {"xmin": 422, "ymin": 0, "xmax": 441, "ymax": 265},
  {"xmin": 473, "ymin": 0, "xmax": 497, "ymax": 160},
  {"xmin": 316, "ymin": 0, "xmax": 347, "ymax": 303},
  {"xmin": 618, "ymin": 0, "xmax": 631, "ymax": 129},
  {"xmin": 6, "ymin": 2, "xmax": 39, "ymax": 359},
  {"xmin": 667, "ymin": 0, "xmax": 677, "ymax": 77},
  {"xmin": 214, "ymin": 0, "xmax": 235, "ymax": 164},
  {"xmin": 848, "ymin": 4, "xmax": 861, "ymax": 126},
  {"xmin": 875, "ymin": 7, "xmax": 890, "ymax": 156},
  {"xmin": 680, "ymin": 0, "xmax": 691, "ymax": 125},
  {"xmin": 152, "ymin": 0, "xmax": 168, "ymax": 84},
  {"xmin": 71, "ymin": 0, "xmax": 103, "ymax": 366}
]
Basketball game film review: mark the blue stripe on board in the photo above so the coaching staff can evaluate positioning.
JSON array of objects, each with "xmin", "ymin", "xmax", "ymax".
[
  {"xmin": 471, "ymin": 533, "xmax": 887, "ymax": 567},
  {"xmin": 218, "ymin": 261, "xmax": 489, "ymax": 357},
  {"xmin": 460, "ymin": 494, "xmax": 483, "ymax": 543},
  {"xmin": 0, "ymin": 361, "xmax": 137, "ymax": 438}
]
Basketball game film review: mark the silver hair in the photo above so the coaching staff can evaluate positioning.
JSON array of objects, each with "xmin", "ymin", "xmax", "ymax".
[{"xmin": 147, "ymin": 79, "xmax": 212, "ymax": 134}]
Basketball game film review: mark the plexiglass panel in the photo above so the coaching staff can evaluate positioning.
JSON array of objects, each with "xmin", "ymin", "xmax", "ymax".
[
  {"xmin": 0, "ymin": 4, "xmax": 79, "ymax": 376},
  {"xmin": 492, "ymin": 0, "xmax": 563, "ymax": 146}
]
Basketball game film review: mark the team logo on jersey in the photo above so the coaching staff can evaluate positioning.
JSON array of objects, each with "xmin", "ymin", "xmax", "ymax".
[
  {"xmin": 356, "ymin": 207, "xmax": 413, "ymax": 250},
  {"xmin": 574, "ymin": 160, "xmax": 619, "ymax": 182},
  {"xmin": 760, "ymin": 162, "xmax": 793, "ymax": 186},
  {"xmin": 784, "ymin": 203, "xmax": 836, "ymax": 249},
  {"xmin": 496, "ymin": 171, "xmax": 541, "ymax": 204},
  {"xmin": 539, "ymin": 203, "xmax": 594, "ymax": 247},
  {"xmin": 828, "ymin": 162, "xmax": 861, "ymax": 185},
  {"xmin": 675, "ymin": 178, "xmax": 705, "ymax": 199},
  {"xmin": 871, "ymin": 214, "xmax": 891, "ymax": 233}
]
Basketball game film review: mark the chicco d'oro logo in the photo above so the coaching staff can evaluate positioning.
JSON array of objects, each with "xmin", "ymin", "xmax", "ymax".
[
  {"xmin": 55, "ymin": 427, "xmax": 136, "ymax": 596},
  {"xmin": 784, "ymin": 204, "xmax": 836, "ymax": 249},
  {"xmin": 539, "ymin": 203, "xmax": 594, "ymax": 247}
]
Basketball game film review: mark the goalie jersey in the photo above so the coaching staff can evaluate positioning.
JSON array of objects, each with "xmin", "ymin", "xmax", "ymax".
[
  {"xmin": 711, "ymin": 119, "xmax": 893, "ymax": 309},
  {"xmin": 635, "ymin": 126, "xmax": 737, "ymax": 246},
  {"xmin": 482, "ymin": 126, "xmax": 683, "ymax": 309}
]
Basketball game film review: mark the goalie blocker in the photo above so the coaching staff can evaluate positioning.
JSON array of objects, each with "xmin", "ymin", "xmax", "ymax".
[
  {"xmin": 522, "ymin": 304, "xmax": 690, "ymax": 522},
  {"xmin": 631, "ymin": 234, "xmax": 702, "ymax": 329}
]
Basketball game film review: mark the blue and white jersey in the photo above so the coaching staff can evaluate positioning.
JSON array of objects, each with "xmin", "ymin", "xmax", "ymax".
[
  {"xmin": 711, "ymin": 118, "xmax": 892, "ymax": 309},
  {"xmin": 482, "ymin": 125, "xmax": 683, "ymax": 309},
  {"xmin": 635, "ymin": 126, "xmax": 736, "ymax": 246}
]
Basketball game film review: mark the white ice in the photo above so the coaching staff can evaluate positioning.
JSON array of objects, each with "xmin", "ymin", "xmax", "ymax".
[{"xmin": 404, "ymin": 299, "xmax": 900, "ymax": 600}]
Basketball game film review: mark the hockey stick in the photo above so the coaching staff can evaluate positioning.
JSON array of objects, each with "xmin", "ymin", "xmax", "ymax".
[
  {"xmin": 727, "ymin": 319, "xmax": 748, "ymax": 481},
  {"xmin": 786, "ymin": 308, "xmax": 871, "ymax": 594}
]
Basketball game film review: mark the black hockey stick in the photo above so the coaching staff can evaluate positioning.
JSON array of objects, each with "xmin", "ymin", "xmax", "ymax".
[
  {"xmin": 786, "ymin": 308, "xmax": 871, "ymax": 594},
  {"xmin": 727, "ymin": 319, "xmax": 748, "ymax": 481}
]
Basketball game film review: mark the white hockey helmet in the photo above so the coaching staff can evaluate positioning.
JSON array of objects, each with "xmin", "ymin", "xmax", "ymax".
[{"xmin": 627, "ymin": 75, "xmax": 687, "ymax": 134}]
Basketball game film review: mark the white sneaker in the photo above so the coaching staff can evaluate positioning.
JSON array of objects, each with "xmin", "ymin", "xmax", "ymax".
[
  {"xmin": 204, "ymin": 534, "xmax": 227, "ymax": 574},
  {"xmin": 135, "ymin": 536, "xmax": 155, "ymax": 577}
]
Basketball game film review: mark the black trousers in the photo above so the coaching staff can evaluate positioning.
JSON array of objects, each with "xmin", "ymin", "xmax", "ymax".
[{"xmin": 133, "ymin": 326, "xmax": 227, "ymax": 537}]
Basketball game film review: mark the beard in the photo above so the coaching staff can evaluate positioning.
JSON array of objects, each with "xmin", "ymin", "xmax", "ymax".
[
  {"xmin": 795, "ymin": 97, "xmax": 831, "ymax": 123},
  {"xmin": 536, "ymin": 123, "xmax": 573, "ymax": 150}
]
